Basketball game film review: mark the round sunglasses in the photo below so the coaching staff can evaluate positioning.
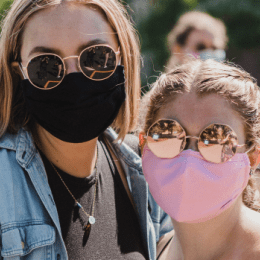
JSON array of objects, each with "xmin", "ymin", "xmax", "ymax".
[
  {"xmin": 143, "ymin": 119, "xmax": 252, "ymax": 163},
  {"xmin": 19, "ymin": 44, "xmax": 120, "ymax": 90}
]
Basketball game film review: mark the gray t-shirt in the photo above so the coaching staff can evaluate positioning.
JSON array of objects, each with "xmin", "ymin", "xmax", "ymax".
[{"xmin": 40, "ymin": 135, "xmax": 148, "ymax": 260}]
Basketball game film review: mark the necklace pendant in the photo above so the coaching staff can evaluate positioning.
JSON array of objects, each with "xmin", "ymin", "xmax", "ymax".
[
  {"xmin": 89, "ymin": 216, "xmax": 96, "ymax": 225},
  {"xmin": 84, "ymin": 222, "xmax": 91, "ymax": 232},
  {"xmin": 83, "ymin": 216, "xmax": 95, "ymax": 232}
]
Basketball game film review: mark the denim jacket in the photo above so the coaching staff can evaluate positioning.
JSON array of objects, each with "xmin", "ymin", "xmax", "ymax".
[{"xmin": 0, "ymin": 127, "xmax": 172, "ymax": 260}]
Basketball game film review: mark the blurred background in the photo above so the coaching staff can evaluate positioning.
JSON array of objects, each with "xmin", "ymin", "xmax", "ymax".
[
  {"xmin": 1, "ymin": 0, "xmax": 260, "ymax": 91},
  {"xmin": 125, "ymin": 0, "xmax": 260, "ymax": 92}
]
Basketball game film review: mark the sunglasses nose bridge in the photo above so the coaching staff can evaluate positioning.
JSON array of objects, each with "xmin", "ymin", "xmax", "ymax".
[
  {"xmin": 63, "ymin": 55, "xmax": 80, "ymax": 74},
  {"xmin": 185, "ymin": 136, "xmax": 200, "ymax": 152}
]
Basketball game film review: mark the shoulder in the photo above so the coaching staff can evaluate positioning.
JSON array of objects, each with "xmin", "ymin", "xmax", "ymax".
[
  {"xmin": 123, "ymin": 134, "xmax": 140, "ymax": 156},
  {"xmin": 0, "ymin": 131, "xmax": 19, "ymax": 151},
  {"xmin": 0, "ymin": 128, "xmax": 33, "ymax": 151},
  {"xmin": 0, "ymin": 131, "xmax": 20, "ymax": 169},
  {"xmin": 0, "ymin": 128, "xmax": 36, "ymax": 178},
  {"xmin": 103, "ymin": 128, "xmax": 142, "ymax": 171}
]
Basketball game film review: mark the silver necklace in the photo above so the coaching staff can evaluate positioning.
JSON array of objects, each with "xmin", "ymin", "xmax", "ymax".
[{"xmin": 50, "ymin": 147, "xmax": 98, "ymax": 232}]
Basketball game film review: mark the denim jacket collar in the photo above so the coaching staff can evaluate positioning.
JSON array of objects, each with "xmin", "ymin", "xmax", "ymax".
[{"xmin": 0, "ymin": 128, "xmax": 36, "ymax": 168}]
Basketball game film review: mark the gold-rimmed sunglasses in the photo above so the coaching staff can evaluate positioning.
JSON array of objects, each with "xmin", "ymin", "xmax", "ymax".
[
  {"xmin": 143, "ymin": 119, "xmax": 252, "ymax": 163},
  {"xmin": 17, "ymin": 44, "xmax": 120, "ymax": 90}
]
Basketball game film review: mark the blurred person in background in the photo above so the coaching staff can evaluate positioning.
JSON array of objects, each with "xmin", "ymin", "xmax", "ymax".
[{"xmin": 165, "ymin": 11, "xmax": 228, "ymax": 71}]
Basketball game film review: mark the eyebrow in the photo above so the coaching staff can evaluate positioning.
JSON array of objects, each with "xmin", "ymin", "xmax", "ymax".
[{"xmin": 28, "ymin": 39, "xmax": 108, "ymax": 57}]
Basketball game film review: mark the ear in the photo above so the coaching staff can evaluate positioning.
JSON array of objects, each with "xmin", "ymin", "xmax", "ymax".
[
  {"xmin": 139, "ymin": 131, "xmax": 146, "ymax": 154},
  {"xmin": 172, "ymin": 44, "xmax": 183, "ymax": 54},
  {"xmin": 248, "ymin": 147, "xmax": 260, "ymax": 170},
  {"xmin": 171, "ymin": 44, "xmax": 185, "ymax": 63},
  {"xmin": 11, "ymin": 61, "xmax": 25, "ymax": 79}
]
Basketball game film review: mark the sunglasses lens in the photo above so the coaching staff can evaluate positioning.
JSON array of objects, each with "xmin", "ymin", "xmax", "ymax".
[
  {"xmin": 198, "ymin": 124, "xmax": 238, "ymax": 163},
  {"xmin": 27, "ymin": 55, "xmax": 64, "ymax": 89},
  {"xmin": 147, "ymin": 120, "xmax": 186, "ymax": 158},
  {"xmin": 80, "ymin": 46, "xmax": 117, "ymax": 80}
]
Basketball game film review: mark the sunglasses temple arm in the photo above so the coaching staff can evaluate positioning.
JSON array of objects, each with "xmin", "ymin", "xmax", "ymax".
[
  {"xmin": 116, "ymin": 52, "xmax": 121, "ymax": 65},
  {"xmin": 245, "ymin": 145, "xmax": 255, "ymax": 153},
  {"xmin": 18, "ymin": 63, "xmax": 27, "ymax": 80},
  {"xmin": 237, "ymin": 143, "xmax": 254, "ymax": 153},
  {"xmin": 115, "ymin": 46, "xmax": 121, "ymax": 65}
]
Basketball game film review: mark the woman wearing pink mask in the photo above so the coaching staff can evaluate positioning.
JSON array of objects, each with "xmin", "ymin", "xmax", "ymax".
[{"xmin": 139, "ymin": 59, "xmax": 260, "ymax": 260}]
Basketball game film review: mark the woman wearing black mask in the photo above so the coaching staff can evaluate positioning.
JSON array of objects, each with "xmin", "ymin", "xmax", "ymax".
[{"xmin": 0, "ymin": 0, "xmax": 172, "ymax": 259}]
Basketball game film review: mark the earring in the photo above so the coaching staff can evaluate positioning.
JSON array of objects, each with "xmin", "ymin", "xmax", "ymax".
[{"xmin": 250, "ymin": 169, "xmax": 254, "ymax": 176}]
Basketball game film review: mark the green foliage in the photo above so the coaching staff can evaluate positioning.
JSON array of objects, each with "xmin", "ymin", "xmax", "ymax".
[
  {"xmin": 136, "ymin": 0, "xmax": 196, "ymax": 87},
  {"xmin": 139, "ymin": 0, "xmax": 195, "ymax": 61},
  {"xmin": 0, "ymin": 0, "xmax": 12, "ymax": 28},
  {"xmin": 197, "ymin": 0, "xmax": 260, "ymax": 49}
]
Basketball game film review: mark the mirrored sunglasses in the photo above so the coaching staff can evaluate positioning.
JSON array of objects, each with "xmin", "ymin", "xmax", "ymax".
[
  {"xmin": 144, "ymin": 119, "xmax": 251, "ymax": 163},
  {"xmin": 20, "ymin": 44, "xmax": 120, "ymax": 90}
]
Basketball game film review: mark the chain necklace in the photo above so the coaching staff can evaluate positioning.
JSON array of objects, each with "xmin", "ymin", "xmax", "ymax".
[{"xmin": 50, "ymin": 147, "xmax": 98, "ymax": 233}]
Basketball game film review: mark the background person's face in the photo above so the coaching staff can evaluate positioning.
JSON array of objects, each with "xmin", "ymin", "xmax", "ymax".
[
  {"xmin": 175, "ymin": 29, "xmax": 217, "ymax": 64},
  {"xmin": 183, "ymin": 29, "xmax": 216, "ymax": 55},
  {"xmin": 20, "ymin": 2, "xmax": 118, "ymax": 77}
]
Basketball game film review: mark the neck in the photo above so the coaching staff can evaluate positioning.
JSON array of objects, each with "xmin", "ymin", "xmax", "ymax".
[
  {"xmin": 171, "ymin": 198, "xmax": 244, "ymax": 260},
  {"xmin": 33, "ymin": 124, "xmax": 98, "ymax": 178}
]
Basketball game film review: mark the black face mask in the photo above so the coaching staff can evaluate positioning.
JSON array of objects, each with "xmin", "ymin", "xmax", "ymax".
[{"xmin": 22, "ymin": 65, "xmax": 126, "ymax": 143}]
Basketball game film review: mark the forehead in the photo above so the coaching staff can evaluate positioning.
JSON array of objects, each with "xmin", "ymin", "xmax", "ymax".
[
  {"xmin": 21, "ymin": 3, "xmax": 118, "ymax": 59},
  {"xmin": 156, "ymin": 92, "xmax": 245, "ymax": 138},
  {"xmin": 186, "ymin": 29, "xmax": 215, "ymax": 48}
]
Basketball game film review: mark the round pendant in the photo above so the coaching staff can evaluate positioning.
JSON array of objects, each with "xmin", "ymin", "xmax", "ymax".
[{"xmin": 89, "ymin": 216, "xmax": 96, "ymax": 224}]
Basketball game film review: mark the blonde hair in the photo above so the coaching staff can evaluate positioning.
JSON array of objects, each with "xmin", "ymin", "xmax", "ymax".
[
  {"xmin": 141, "ymin": 59, "xmax": 260, "ymax": 211},
  {"xmin": 0, "ymin": 0, "xmax": 140, "ymax": 140}
]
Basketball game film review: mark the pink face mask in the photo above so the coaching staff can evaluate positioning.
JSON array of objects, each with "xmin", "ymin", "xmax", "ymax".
[{"xmin": 142, "ymin": 145, "xmax": 250, "ymax": 223}]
